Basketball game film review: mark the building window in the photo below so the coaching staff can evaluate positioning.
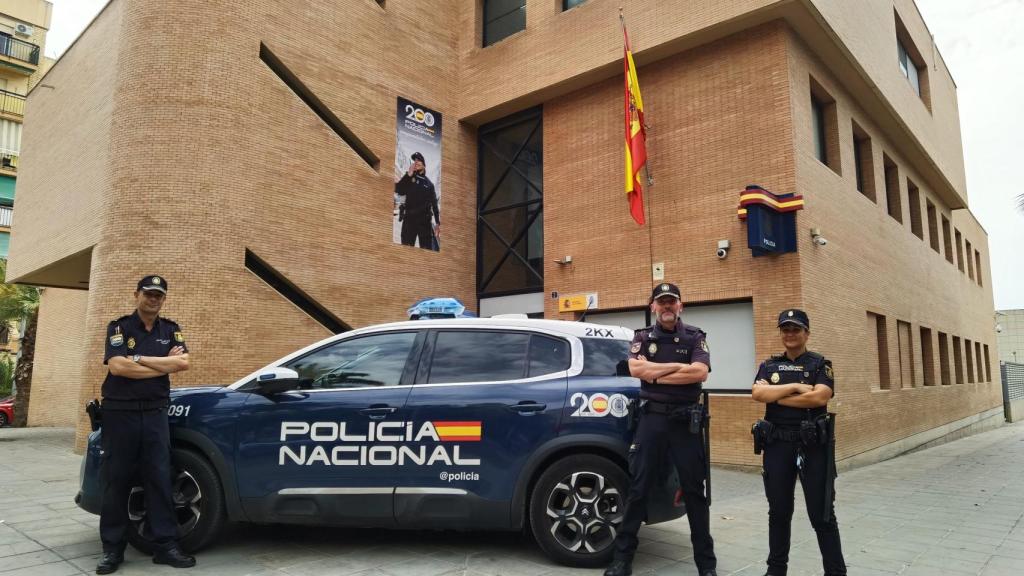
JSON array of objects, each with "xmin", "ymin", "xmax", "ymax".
[
  {"xmin": 907, "ymin": 179, "xmax": 923, "ymax": 239},
  {"xmin": 926, "ymin": 199, "xmax": 940, "ymax": 253},
  {"xmin": 895, "ymin": 11, "xmax": 930, "ymax": 108},
  {"xmin": 965, "ymin": 239, "xmax": 975, "ymax": 281},
  {"xmin": 974, "ymin": 249, "xmax": 983, "ymax": 286},
  {"xmin": 974, "ymin": 341, "xmax": 984, "ymax": 382},
  {"xmin": 984, "ymin": 344, "xmax": 992, "ymax": 382},
  {"xmin": 809, "ymin": 78, "xmax": 840, "ymax": 175},
  {"xmin": 883, "ymin": 154, "xmax": 901, "ymax": 223},
  {"xmin": 942, "ymin": 215, "xmax": 954, "ymax": 264},
  {"xmin": 897, "ymin": 320, "xmax": 914, "ymax": 388},
  {"xmin": 938, "ymin": 331, "xmax": 951, "ymax": 385},
  {"xmin": 869, "ymin": 312, "xmax": 891, "ymax": 390},
  {"xmin": 563, "ymin": 0, "xmax": 587, "ymax": 9},
  {"xmin": 920, "ymin": 327, "xmax": 935, "ymax": 386},
  {"xmin": 477, "ymin": 107, "xmax": 543, "ymax": 297},
  {"xmin": 965, "ymin": 338, "xmax": 975, "ymax": 383},
  {"xmin": 483, "ymin": 0, "xmax": 526, "ymax": 47},
  {"xmin": 852, "ymin": 121, "xmax": 875, "ymax": 201},
  {"xmin": 954, "ymin": 229, "xmax": 965, "ymax": 272},
  {"xmin": 952, "ymin": 335, "xmax": 964, "ymax": 384}
]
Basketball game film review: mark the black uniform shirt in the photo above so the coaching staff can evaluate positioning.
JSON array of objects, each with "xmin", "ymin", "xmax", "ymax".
[
  {"xmin": 102, "ymin": 312, "xmax": 187, "ymax": 401},
  {"xmin": 755, "ymin": 350, "xmax": 833, "ymax": 426},
  {"xmin": 629, "ymin": 321, "xmax": 710, "ymax": 404},
  {"xmin": 395, "ymin": 173, "xmax": 439, "ymax": 224}
]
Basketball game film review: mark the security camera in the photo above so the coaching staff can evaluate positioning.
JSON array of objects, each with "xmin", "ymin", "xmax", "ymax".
[
  {"xmin": 716, "ymin": 239, "xmax": 730, "ymax": 259},
  {"xmin": 810, "ymin": 228, "xmax": 828, "ymax": 246}
]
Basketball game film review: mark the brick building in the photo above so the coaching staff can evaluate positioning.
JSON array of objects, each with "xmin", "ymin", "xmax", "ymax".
[{"xmin": 9, "ymin": 0, "xmax": 1001, "ymax": 463}]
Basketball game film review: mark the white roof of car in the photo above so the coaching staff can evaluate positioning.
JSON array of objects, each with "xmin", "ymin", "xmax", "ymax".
[{"xmin": 349, "ymin": 317, "xmax": 636, "ymax": 340}]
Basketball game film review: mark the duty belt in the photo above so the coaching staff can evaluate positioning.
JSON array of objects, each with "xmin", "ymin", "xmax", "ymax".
[
  {"xmin": 770, "ymin": 428, "xmax": 804, "ymax": 442},
  {"xmin": 101, "ymin": 399, "xmax": 169, "ymax": 411},
  {"xmin": 641, "ymin": 400, "xmax": 696, "ymax": 415}
]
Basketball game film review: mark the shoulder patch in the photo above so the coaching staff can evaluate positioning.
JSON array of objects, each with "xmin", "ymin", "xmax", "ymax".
[
  {"xmin": 824, "ymin": 363, "xmax": 834, "ymax": 379},
  {"xmin": 109, "ymin": 334, "xmax": 124, "ymax": 347},
  {"xmin": 700, "ymin": 339, "xmax": 709, "ymax": 352},
  {"xmin": 174, "ymin": 331, "xmax": 185, "ymax": 343}
]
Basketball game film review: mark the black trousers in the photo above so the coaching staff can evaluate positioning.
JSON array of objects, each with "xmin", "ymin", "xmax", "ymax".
[
  {"xmin": 614, "ymin": 411, "xmax": 716, "ymax": 572},
  {"xmin": 762, "ymin": 438, "xmax": 846, "ymax": 575},
  {"xmin": 99, "ymin": 408, "xmax": 178, "ymax": 554},
  {"xmin": 401, "ymin": 219, "xmax": 433, "ymax": 249}
]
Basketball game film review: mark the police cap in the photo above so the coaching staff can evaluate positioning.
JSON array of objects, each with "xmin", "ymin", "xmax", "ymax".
[
  {"xmin": 411, "ymin": 152, "xmax": 425, "ymax": 165},
  {"xmin": 778, "ymin": 308, "xmax": 809, "ymax": 330},
  {"xmin": 137, "ymin": 275, "xmax": 168, "ymax": 294},
  {"xmin": 650, "ymin": 283, "xmax": 681, "ymax": 302}
]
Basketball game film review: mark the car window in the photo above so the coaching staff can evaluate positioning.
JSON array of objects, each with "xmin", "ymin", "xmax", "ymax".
[
  {"xmin": 428, "ymin": 331, "xmax": 531, "ymax": 383},
  {"xmin": 580, "ymin": 338, "xmax": 631, "ymax": 376},
  {"xmin": 528, "ymin": 335, "xmax": 570, "ymax": 377},
  {"xmin": 285, "ymin": 332, "xmax": 417, "ymax": 389}
]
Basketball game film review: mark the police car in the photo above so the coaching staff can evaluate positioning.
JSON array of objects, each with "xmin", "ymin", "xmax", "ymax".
[{"xmin": 76, "ymin": 318, "xmax": 684, "ymax": 567}]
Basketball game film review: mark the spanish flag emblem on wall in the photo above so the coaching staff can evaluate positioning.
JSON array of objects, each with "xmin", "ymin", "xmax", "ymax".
[{"xmin": 433, "ymin": 421, "xmax": 482, "ymax": 442}]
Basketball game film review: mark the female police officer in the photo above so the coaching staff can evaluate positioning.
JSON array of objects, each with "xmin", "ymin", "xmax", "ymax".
[{"xmin": 751, "ymin": 309, "xmax": 846, "ymax": 576}]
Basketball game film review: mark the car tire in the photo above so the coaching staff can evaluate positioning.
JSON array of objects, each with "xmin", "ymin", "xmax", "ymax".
[
  {"xmin": 126, "ymin": 448, "xmax": 226, "ymax": 554},
  {"xmin": 528, "ymin": 454, "xmax": 628, "ymax": 568},
  {"xmin": 0, "ymin": 412, "xmax": 7, "ymax": 427}
]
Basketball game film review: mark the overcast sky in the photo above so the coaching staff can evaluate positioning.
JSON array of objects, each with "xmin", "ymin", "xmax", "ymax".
[{"xmin": 42, "ymin": 1, "xmax": 1023, "ymax": 310}]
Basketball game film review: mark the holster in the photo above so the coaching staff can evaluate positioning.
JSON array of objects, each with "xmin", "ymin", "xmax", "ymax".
[
  {"xmin": 85, "ymin": 398, "xmax": 102, "ymax": 431},
  {"xmin": 751, "ymin": 419, "xmax": 774, "ymax": 454}
]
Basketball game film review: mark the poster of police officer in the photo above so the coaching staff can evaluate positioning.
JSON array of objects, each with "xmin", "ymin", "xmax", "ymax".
[{"xmin": 394, "ymin": 97, "xmax": 442, "ymax": 251}]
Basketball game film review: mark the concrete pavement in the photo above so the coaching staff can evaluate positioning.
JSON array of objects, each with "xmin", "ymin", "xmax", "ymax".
[{"xmin": 1, "ymin": 424, "xmax": 1023, "ymax": 575}]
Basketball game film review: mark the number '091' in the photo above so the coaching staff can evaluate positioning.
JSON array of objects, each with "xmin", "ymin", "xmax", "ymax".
[{"xmin": 168, "ymin": 405, "xmax": 190, "ymax": 417}]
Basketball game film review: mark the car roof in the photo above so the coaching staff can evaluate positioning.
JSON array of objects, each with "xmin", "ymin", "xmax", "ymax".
[{"xmin": 347, "ymin": 317, "xmax": 636, "ymax": 340}]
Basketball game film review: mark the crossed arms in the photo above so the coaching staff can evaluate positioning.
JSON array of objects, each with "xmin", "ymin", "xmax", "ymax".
[
  {"xmin": 108, "ymin": 346, "xmax": 190, "ymax": 379},
  {"xmin": 751, "ymin": 380, "xmax": 832, "ymax": 408},
  {"xmin": 628, "ymin": 357, "xmax": 709, "ymax": 386}
]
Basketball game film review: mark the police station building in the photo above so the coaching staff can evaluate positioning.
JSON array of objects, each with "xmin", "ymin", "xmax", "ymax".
[{"xmin": 10, "ymin": 0, "xmax": 1001, "ymax": 465}]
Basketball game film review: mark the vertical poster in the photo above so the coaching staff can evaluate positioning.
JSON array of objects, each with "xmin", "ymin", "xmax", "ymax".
[{"xmin": 394, "ymin": 97, "xmax": 442, "ymax": 251}]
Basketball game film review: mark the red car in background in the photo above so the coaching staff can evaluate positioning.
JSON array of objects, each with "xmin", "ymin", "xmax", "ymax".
[{"xmin": 0, "ymin": 396, "xmax": 12, "ymax": 427}]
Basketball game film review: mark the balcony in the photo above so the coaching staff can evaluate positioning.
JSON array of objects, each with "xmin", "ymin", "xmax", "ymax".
[
  {"xmin": 0, "ymin": 32, "xmax": 40, "ymax": 70},
  {"xmin": 0, "ymin": 90, "xmax": 24, "ymax": 118},
  {"xmin": 0, "ymin": 205, "xmax": 10, "ymax": 227}
]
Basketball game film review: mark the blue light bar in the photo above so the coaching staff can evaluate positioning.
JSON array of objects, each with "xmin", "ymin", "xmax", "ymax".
[{"xmin": 407, "ymin": 297, "xmax": 477, "ymax": 319}]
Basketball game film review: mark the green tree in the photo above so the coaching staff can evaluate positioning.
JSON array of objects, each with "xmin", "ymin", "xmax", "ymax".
[{"xmin": 0, "ymin": 259, "xmax": 40, "ymax": 427}]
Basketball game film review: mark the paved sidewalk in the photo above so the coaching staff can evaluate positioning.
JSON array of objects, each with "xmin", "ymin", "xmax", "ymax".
[{"xmin": 1, "ymin": 423, "xmax": 1023, "ymax": 575}]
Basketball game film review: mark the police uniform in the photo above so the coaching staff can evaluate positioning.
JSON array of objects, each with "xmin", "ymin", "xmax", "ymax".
[
  {"xmin": 754, "ymin": 309, "xmax": 845, "ymax": 576},
  {"xmin": 395, "ymin": 152, "xmax": 439, "ymax": 250},
  {"xmin": 609, "ymin": 283, "xmax": 717, "ymax": 576},
  {"xmin": 98, "ymin": 276, "xmax": 190, "ymax": 569}
]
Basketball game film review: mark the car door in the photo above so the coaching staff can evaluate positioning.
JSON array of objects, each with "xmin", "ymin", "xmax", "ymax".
[
  {"xmin": 234, "ymin": 330, "xmax": 422, "ymax": 526},
  {"xmin": 396, "ymin": 328, "xmax": 570, "ymax": 529}
]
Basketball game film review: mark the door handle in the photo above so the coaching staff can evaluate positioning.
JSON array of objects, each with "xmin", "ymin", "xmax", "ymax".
[
  {"xmin": 508, "ymin": 401, "xmax": 546, "ymax": 414},
  {"xmin": 360, "ymin": 406, "xmax": 398, "ymax": 420}
]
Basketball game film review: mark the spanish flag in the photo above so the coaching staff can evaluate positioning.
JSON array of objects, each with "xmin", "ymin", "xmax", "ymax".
[
  {"xmin": 433, "ymin": 421, "xmax": 482, "ymax": 442},
  {"xmin": 623, "ymin": 23, "xmax": 647, "ymax": 226}
]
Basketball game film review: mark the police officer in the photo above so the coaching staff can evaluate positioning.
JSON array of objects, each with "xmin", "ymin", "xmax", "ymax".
[
  {"xmin": 751, "ymin": 309, "xmax": 846, "ymax": 576},
  {"xmin": 395, "ymin": 151, "xmax": 440, "ymax": 250},
  {"xmin": 96, "ymin": 276, "xmax": 196, "ymax": 574},
  {"xmin": 605, "ymin": 283, "xmax": 717, "ymax": 576}
]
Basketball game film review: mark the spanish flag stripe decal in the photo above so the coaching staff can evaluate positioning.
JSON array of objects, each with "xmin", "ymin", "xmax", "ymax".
[{"xmin": 433, "ymin": 421, "xmax": 482, "ymax": 441}]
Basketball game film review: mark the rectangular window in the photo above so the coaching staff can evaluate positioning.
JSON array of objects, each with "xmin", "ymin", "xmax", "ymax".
[
  {"xmin": 809, "ymin": 77, "xmax": 840, "ymax": 175},
  {"xmin": 563, "ymin": 0, "xmax": 587, "ymax": 9},
  {"xmin": 955, "ymin": 229, "xmax": 965, "ymax": 272},
  {"xmin": 895, "ymin": 11, "xmax": 930, "ymax": 109},
  {"xmin": 897, "ymin": 320, "xmax": 914, "ymax": 388},
  {"xmin": 920, "ymin": 327, "xmax": 935, "ymax": 386},
  {"xmin": 884, "ymin": 154, "xmax": 902, "ymax": 223},
  {"xmin": 429, "ymin": 331, "xmax": 530, "ymax": 383},
  {"xmin": 975, "ymin": 250, "xmax": 983, "ymax": 286},
  {"xmin": 852, "ymin": 121, "xmax": 875, "ymax": 201},
  {"xmin": 942, "ymin": 215, "xmax": 954, "ymax": 264},
  {"xmin": 984, "ymin": 344, "xmax": 992, "ymax": 382},
  {"xmin": 907, "ymin": 180, "xmax": 923, "ymax": 239},
  {"xmin": 926, "ymin": 200, "xmax": 940, "ymax": 252},
  {"xmin": 938, "ymin": 331, "xmax": 951, "ymax": 385},
  {"xmin": 869, "ymin": 312, "xmax": 891, "ymax": 390},
  {"xmin": 965, "ymin": 338, "xmax": 975, "ymax": 383},
  {"xmin": 483, "ymin": 0, "xmax": 526, "ymax": 47},
  {"xmin": 965, "ymin": 239, "xmax": 975, "ymax": 280},
  {"xmin": 952, "ymin": 335, "xmax": 964, "ymax": 384},
  {"xmin": 974, "ymin": 341, "xmax": 984, "ymax": 382}
]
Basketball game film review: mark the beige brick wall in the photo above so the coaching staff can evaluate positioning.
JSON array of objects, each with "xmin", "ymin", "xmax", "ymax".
[{"xmin": 27, "ymin": 287, "xmax": 87, "ymax": 427}]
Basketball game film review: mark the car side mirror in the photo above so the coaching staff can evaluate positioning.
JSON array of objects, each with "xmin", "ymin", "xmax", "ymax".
[{"xmin": 255, "ymin": 368, "xmax": 299, "ymax": 395}]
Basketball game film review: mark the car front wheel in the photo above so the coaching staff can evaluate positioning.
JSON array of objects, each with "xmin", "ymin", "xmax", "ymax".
[
  {"xmin": 126, "ymin": 448, "xmax": 226, "ymax": 554},
  {"xmin": 529, "ymin": 454, "xmax": 628, "ymax": 567}
]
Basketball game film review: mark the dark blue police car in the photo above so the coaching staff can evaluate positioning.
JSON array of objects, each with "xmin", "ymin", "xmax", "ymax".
[{"xmin": 76, "ymin": 318, "xmax": 684, "ymax": 567}]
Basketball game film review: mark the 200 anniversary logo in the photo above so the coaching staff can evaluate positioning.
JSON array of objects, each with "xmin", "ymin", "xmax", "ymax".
[{"xmin": 278, "ymin": 420, "xmax": 482, "ymax": 467}]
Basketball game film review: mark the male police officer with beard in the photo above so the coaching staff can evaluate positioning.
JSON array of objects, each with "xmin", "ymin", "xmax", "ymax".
[
  {"xmin": 96, "ymin": 276, "xmax": 195, "ymax": 574},
  {"xmin": 605, "ymin": 283, "xmax": 717, "ymax": 576},
  {"xmin": 751, "ymin": 309, "xmax": 846, "ymax": 576},
  {"xmin": 395, "ymin": 151, "xmax": 440, "ymax": 250}
]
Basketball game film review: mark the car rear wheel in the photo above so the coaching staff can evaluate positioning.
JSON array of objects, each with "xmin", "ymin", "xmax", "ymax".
[
  {"xmin": 126, "ymin": 448, "xmax": 226, "ymax": 554},
  {"xmin": 528, "ymin": 454, "xmax": 628, "ymax": 567},
  {"xmin": 0, "ymin": 411, "xmax": 8, "ymax": 427}
]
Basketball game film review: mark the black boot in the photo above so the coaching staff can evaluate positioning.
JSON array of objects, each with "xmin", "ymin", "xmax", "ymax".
[
  {"xmin": 95, "ymin": 551, "xmax": 123, "ymax": 575},
  {"xmin": 152, "ymin": 547, "xmax": 196, "ymax": 568},
  {"xmin": 604, "ymin": 558, "xmax": 633, "ymax": 576},
  {"xmin": 701, "ymin": 571, "xmax": 719, "ymax": 576}
]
